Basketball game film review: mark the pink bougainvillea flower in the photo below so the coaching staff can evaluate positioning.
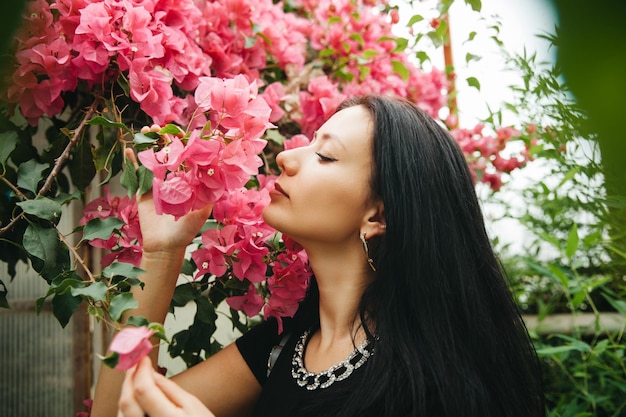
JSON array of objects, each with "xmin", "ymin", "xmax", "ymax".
[
  {"xmin": 227, "ymin": 285, "xmax": 264, "ymax": 318},
  {"xmin": 137, "ymin": 135, "xmax": 186, "ymax": 180},
  {"xmin": 108, "ymin": 326, "xmax": 154, "ymax": 371},
  {"xmin": 283, "ymin": 134, "xmax": 310, "ymax": 150}
]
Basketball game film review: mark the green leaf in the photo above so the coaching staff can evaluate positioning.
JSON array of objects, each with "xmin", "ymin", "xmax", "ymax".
[
  {"xmin": 565, "ymin": 223, "xmax": 579, "ymax": 259},
  {"xmin": 69, "ymin": 134, "xmax": 97, "ymax": 191},
  {"xmin": 407, "ymin": 14, "xmax": 424, "ymax": 26},
  {"xmin": 148, "ymin": 322, "xmax": 168, "ymax": 341},
  {"xmin": 392, "ymin": 37, "xmax": 408, "ymax": 53},
  {"xmin": 602, "ymin": 293, "xmax": 626, "ymax": 315},
  {"xmin": 361, "ymin": 49, "xmax": 378, "ymax": 59},
  {"xmin": 17, "ymin": 159, "xmax": 49, "ymax": 193},
  {"xmin": 0, "ymin": 131, "xmax": 19, "ymax": 169},
  {"xmin": 127, "ymin": 315, "xmax": 149, "ymax": 327},
  {"xmin": 195, "ymin": 297, "xmax": 217, "ymax": 324},
  {"xmin": 349, "ymin": 33, "xmax": 364, "ymax": 48},
  {"xmin": 87, "ymin": 116, "xmax": 132, "ymax": 134},
  {"xmin": 265, "ymin": 129, "xmax": 286, "ymax": 146},
  {"xmin": 81, "ymin": 217, "xmax": 125, "ymax": 242},
  {"xmin": 120, "ymin": 156, "xmax": 139, "ymax": 196},
  {"xmin": 16, "ymin": 197, "xmax": 63, "ymax": 223},
  {"xmin": 137, "ymin": 165, "xmax": 153, "ymax": 196},
  {"xmin": 23, "ymin": 223, "xmax": 58, "ymax": 271},
  {"xmin": 158, "ymin": 124, "xmax": 184, "ymax": 136},
  {"xmin": 391, "ymin": 60, "xmax": 410, "ymax": 81},
  {"xmin": 536, "ymin": 345, "xmax": 580, "ymax": 355},
  {"xmin": 101, "ymin": 352, "xmax": 119, "ymax": 369},
  {"xmin": 465, "ymin": 52, "xmax": 481, "ymax": 63},
  {"xmin": 109, "ymin": 292, "xmax": 138, "ymax": 321},
  {"xmin": 466, "ymin": 76, "xmax": 481, "ymax": 90},
  {"xmin": 71, "ymin": 281, "xmax": 109, "ymax": 302},
  {"xmin": 172, "ymin": 283, "xmax": 196, "ymax": 307},
  {"xmin": 466, "ymin": 0, "xmax": 482, "ymax": 12},
  {"xmin": 102, "ymin": 262, "xmax": 145, "ymax": 280},
  {"xmin": 133, "ymin": 132, "xmax": 159, "ymax": 146},
  {"xmin": 51, "ymin": 291, "xmax": 82, "ymax": 328},
  {"xmin": 0, "ymin": 279, "xmax": 8, "ymax": 309}
]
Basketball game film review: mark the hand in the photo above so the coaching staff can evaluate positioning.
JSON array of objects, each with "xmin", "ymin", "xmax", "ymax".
[
  {"xmin": 125, "ymin": 148, "xmax": 212, "ymax": 254},
  {"xmin": 118, "ymin": 356, "xmax": 216, "ymax": 417}
]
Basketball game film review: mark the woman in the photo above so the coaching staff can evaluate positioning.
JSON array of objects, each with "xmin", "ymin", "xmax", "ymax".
[{"xmin": 92, "ymin": 95, "xmax": 545, "ymax": 417}]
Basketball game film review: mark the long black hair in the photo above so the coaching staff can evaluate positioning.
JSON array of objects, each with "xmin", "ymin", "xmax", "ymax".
[{"xmin": 293, "ymin": 95, "xmax": 545, "ymax": 416}]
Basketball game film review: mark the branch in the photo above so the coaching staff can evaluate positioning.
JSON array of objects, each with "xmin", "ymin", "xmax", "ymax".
[
  {"xmin": 38, "ymin": 100, "xmax": 100, "ymax": 197},
  {"xmin": 0, "ymin": 100, "xmax": 100, "ymax": 237},
  {"xmin": 56, "ymin": 230, "xmax": 96, "ymax": 282}
]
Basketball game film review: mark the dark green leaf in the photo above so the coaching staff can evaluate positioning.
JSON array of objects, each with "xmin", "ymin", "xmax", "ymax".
[
  {"xmin": 71, "ymin": 281, "xmax": 109, "ymax": 301},
  {"xmin": 17, "ymin": 197, "xmax": 62, "ymax": 223},
  {"xmin": 81, "ymin": 217, "xmax": 124, "ymax": 242},
  {"xmin": 120, "ymin": 156, "xmax": 139, "ymax": 196},
  {"xmin": 172, "ymin": 283, "xmax": 197, "ymax": 307},
  {"xmin": 69, "ymin": 134, "xmax": 96, "ymax": 191},
  {"xmin": 195, "ymin": 297, "xmax": 217, "ymax": 324},
  {"xmin": 133, "ymin": 132, "xmax": 159, "ymax": 146},
  {"xmin": 87, "ymin": 116, "xmax": 133, "ymax": 134},
  {"xmin": 17, "ymin": 159, "xmax": 49, "ymax": 193},
  {"xmin": 51, "ymin": 291, "xmax": 82, "ymax": 328},
  {"xmin": 101, "ymin": 352, "xmax": 119, "ymax": 369},
  {"xmin": 0, "ymin": 131, "xmax": 19, "ymax": 169},
  {"xmin": 109, "ymin": 292, "xmax": 138, "ymax": 321},
  {"xmin": 23, "ymin": 223, "xmax": 58, "ymax": 272},
  {"xmin": 0, "ymin": 279, "xmax": 8, "ymax": 309},
  {"xmin": 137, "ymin": 165, "xmax": 153, "ymax": 196}
]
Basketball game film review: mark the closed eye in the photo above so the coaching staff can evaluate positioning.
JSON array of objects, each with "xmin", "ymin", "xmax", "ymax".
[{"xmin": 315, "ymin": 152, "xmax": 337, "ymax": 162}]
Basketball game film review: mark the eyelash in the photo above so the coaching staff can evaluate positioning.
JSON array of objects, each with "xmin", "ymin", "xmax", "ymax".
[{"xmin": 315, "ymin": 152, "xmax": 336, "ymax": 162}]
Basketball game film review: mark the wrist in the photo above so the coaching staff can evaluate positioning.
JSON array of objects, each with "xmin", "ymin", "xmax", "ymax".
[{"xmin": 141, "ymin": 248, "xmax": 186, "ymax": 265}]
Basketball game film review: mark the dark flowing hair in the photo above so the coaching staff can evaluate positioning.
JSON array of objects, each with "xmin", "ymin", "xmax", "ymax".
[{"xmin": 293, "ymin": 95, "xmax": 545, "ymax": 417}]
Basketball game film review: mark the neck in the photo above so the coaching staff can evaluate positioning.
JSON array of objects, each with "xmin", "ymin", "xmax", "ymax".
[{"xmin": 304, "ymin": 241, "xmax": 375, "ymax": 346}]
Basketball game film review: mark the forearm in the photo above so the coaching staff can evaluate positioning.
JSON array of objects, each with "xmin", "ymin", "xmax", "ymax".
[{"xmin": 91, "ymin": 249, "xmax": 186, "ymax": 417}]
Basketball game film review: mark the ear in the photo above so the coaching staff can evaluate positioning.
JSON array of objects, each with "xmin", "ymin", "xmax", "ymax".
[{"xmin": 360, "ymin": 199, "xmax": 386, "ymax": 238}]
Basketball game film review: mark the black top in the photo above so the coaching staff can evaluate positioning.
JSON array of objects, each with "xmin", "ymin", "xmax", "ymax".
[{"xmin": 235, "ymin": 319, "xmax": 372, "ymax": 417}]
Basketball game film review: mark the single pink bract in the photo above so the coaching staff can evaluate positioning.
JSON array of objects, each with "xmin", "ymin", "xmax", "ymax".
[{"xmin": 109, "ymin": 326, "xmax": 155, "ymax": 371}]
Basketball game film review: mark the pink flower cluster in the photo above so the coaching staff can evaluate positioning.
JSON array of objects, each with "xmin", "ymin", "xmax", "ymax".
[
  {"xmin": 138, "ymin": 75, "xmax": 272, "ymax": 218},
  {"xmin": 80, "ymin": 187, "xmax": 142, "ymax": 267},
  {"xmin": 450, "ymin": 124, "xmax": 529, "ymax": 191},
  {"xmin": 192, "ymin": 176, "xmax": 311, "ymax": 333},
  {"xmin": 4, "ymin": 0, "xmax": 309, "ymax": 126},
  {"xmin": 291, "ymin": 0, "xmax": 449, "ymax": 135}
]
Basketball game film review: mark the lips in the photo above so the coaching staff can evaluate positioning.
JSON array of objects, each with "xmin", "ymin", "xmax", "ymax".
[{"xmin": 273, "ymin": 182, "xmax": 289, "ymax": 198}]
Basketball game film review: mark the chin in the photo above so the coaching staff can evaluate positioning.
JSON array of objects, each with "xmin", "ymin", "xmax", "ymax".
[{"xmin": 261, "ymin": 205, "xmax": 282, "ymax": 231}]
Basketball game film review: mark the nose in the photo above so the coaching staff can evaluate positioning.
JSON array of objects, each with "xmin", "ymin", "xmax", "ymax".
[{"xmin": 276, "ymin": 148, "xmax": 298, "ymax": 175}]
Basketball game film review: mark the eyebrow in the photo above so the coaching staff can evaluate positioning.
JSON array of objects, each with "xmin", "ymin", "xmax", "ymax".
[{"xmin": 313, "ymin": 131, "xmax": 346, "ymax": 149}]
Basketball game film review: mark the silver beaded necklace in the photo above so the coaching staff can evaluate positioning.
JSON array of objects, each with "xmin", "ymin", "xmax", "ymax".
[{"xmin": 291, "ymin": 329, "xmax": 374, "ymax": 391}]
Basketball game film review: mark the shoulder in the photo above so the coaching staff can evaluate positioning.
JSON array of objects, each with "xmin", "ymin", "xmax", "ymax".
[{"xmin": 236, "ymin": 318, "xmax": 295, "ymax": 385}]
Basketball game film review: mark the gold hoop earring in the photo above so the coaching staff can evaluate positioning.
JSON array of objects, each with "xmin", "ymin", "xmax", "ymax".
[{"xmin": 360, "ymin": 232, "xmax": 377, "ymax": 272}]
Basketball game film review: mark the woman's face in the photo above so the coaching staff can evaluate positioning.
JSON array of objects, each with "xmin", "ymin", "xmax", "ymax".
[{"xmin": 262, "ymin": 105, "xmax": 376, "ymax": 245}]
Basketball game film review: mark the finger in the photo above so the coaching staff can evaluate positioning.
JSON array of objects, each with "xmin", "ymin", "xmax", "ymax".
[
  {"xmin": 132, "ymin": 356, "xmax": 181, "ymax": 416},
  {"xmin": 118, "ymin": 366, "xmax": 147, "ymax": 417},
  {"xmin": 152, "ymin": 373, "xmax": 216, "ymax": 417},
  {"xmin": 124, "ymin": 147, "xmax": 139, "ymax": 170}
]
